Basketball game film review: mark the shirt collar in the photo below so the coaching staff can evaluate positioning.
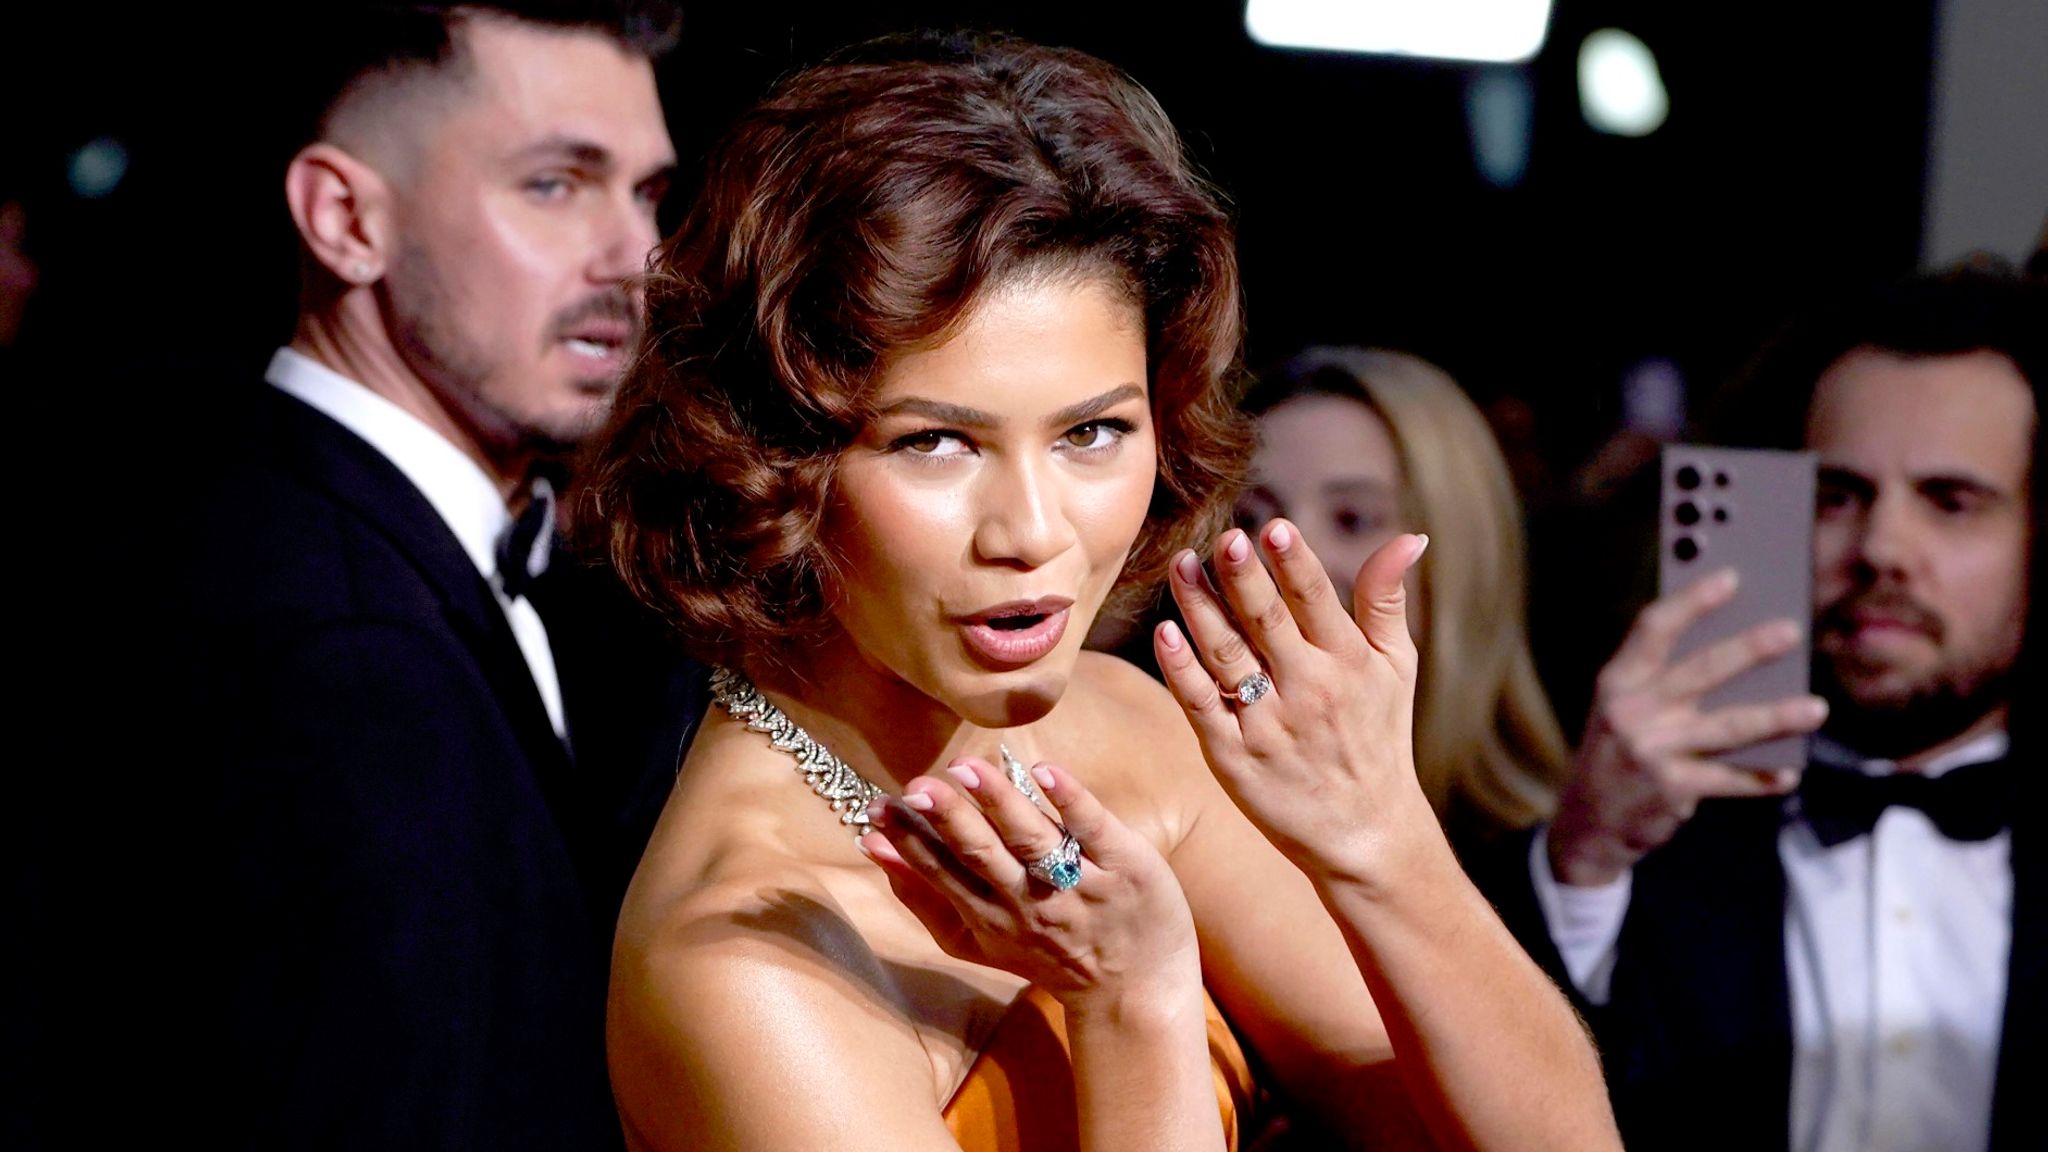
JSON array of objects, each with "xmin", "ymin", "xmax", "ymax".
[
  {"xmin": 266, "ymin": 347, "xmax": 513, "ymax": 583},
  {"xmin": 1809, "ymin": 728, "xmax": 2010, "ymax": 779}
]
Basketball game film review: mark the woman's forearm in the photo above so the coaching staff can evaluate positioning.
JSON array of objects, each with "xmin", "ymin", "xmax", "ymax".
[
  {"xmin": 1065, "ymin": 981, "xmax": 1229, "ymax": 1152},
  {"xmin": 1309, "ymin": 811, "xmax": 1621, "ymax": 1152}
]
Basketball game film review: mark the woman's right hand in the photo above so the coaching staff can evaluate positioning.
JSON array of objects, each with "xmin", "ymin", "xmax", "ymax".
[{"xmin": 861, "ymin": 758, "xmax": 1201, "ymax": 1014}]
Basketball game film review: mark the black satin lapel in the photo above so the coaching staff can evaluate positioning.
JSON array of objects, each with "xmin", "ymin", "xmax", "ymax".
[{"xmin": 264, "ymin": 390, "xmax": 575, "ymax": 794}]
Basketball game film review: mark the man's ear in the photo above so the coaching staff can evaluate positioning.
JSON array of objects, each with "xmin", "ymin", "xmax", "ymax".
[{"xmin": 284, "ymin": 143, "xmax": 393, "ymax": 287}]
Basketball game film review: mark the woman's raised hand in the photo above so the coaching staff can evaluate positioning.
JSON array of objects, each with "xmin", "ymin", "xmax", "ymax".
[
  {"xmin": 1155, "ymin": 520, "xmax": 1433, "ymax": 879},
  {"xmin": 861, "ymin": 758, "xmax": 1201, "ymax": 1012}
]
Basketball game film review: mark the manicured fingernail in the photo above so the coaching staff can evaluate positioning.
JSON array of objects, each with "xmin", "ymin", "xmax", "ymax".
[
  {"xmin": 1159, "ymin": 621, "xmax": 1185, "ymax": 651},
  {"xmin": 1176, "ymin": 551, "xmax": 1202, "ymax": 584},
  {"xmin": 902, "ymin": 790, "xmax": 935, "ymax": 811},
  {"xmin": 1411, "ymin": 534, "xmax": 1429, "ymax": 562},
  {"xmin": 865, "ymin": 798, "xmax": 890, "ymax": 825},
  {"xmin": 1266, "ymin": 522, "xmax": 1292, "ymax": 552},
  {"xmin": 1031, "ymin": 765, "xmax": 1057, "ymax": 791},
  {"xmin": 1711, "ymin": 568, "xmax": 1739, "ymax": 593},
  {"xmin": 945, "ymin": 764, "xmax": 981, "ymax": 790},
  {"xmin": 1765, "ymin": 620, "xmax": 1801, "ymax": 649},
  {"xmin": 859, "ymin": 831, "xmax": 904, "ymax": 865},
  {"xmin": 1798, "ymin": 697, "xmax": 1830, "ymax": 723},
  {"xmin": 1224, "ymin": 531, "xmax": 1251, "ymax": 564}
]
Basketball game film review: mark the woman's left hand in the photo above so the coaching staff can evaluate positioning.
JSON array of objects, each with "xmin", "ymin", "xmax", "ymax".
[
  {"xmin": 1154, "ymin": 520, "xmax": 1433, "ymax": 882},
  {"xmin": 861, "ymin": 757, "xmax": 1202, "ymax": 1014}
]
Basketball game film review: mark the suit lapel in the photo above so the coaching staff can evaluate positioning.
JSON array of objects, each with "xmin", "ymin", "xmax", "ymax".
[
  {"xmin": 1608, "ymin": 795, "xmax": 1793, "ymax": 1151},
  {"xmin": 262, "ymin": 390, "xmax": 576, "ymax": 798}
]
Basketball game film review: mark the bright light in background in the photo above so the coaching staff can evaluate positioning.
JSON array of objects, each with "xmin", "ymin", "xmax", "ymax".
[
  {"xmin": 1246, "ymin": 0, "xmax": 1553, "ymax": 64},
  {"xmin": 68, "ymin": 136, "xmax": 131, "ymax": 200},
  {"xmin": 1466, "ymin": 69, "xmax": 1534, "ymax": 189},
  {"xmin": 1578, "ymin": 29, "xmax": 1668, "ymax": 136}
]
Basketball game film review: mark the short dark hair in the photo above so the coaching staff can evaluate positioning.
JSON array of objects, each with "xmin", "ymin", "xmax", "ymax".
[
  {"xmin": 1713, "ymin": 263, "xmax": 2047, "ymax": 753},
  {"xmin": 288, "ymin": 1, "xmax": 681, "ymax": 150},
  {"xmin": 581, "ymin": 31, "xmax": 1250, "ymax": 668},
  {"xmin": 1709, "ymin": 262, "xmax": 2046, "ymax": 450}
]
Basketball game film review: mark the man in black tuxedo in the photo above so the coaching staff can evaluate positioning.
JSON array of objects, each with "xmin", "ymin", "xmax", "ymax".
[
  {"xmin": 1481, "ymin": 267, "xmax": 2043, "ymax": 1152},
  {"xmin": 45, "ymin": 3, "xmax": 701, "ymax": 1148}
]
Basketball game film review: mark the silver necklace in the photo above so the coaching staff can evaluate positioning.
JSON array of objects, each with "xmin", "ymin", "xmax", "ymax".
[
  {"xmin": 707, "ymin": 666, "xmax": 1042, "ymax": 837},
  {"xmin": 709, "ymin": 666, "xmax": 885, "ymax": 838}
]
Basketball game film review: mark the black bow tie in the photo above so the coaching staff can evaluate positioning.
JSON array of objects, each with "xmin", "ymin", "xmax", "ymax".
[
  {"xmin": 1797, "ymin": 756, "xmax": 2013, "ymax": 847},
  {"xmin": 495, "ymin": 480, "xmax": 556, "ymax": 602}
]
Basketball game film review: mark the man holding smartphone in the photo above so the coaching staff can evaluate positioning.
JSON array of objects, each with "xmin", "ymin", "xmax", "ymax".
[{"xmin": 1480, "ymin": 266, "xmax": 2043, "ymax": 1152}]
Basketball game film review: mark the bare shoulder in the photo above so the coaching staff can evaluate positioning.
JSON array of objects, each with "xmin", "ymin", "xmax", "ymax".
[
  {"xmin": 614, "ymin": 719, "xmax": 895, "ymax": 1010},
  {"xmin": 609, "ymin": 852, "xmax": 944, "ymax": 1149}
]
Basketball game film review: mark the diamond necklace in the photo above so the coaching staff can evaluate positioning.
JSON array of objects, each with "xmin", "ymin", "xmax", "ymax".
[
  {"xmin": 708, "ymin": 666, "xmax": 886, "ymax": 838},
  {"xmin": 706, "ymin": 666, "xmax": 1043, "ymax": 838}
]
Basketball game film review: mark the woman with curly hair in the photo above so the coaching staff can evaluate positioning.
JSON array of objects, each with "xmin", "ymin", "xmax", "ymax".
[{"xmin": 587, "ymin": 32, "xmax": 1619, "ymax": 1152}]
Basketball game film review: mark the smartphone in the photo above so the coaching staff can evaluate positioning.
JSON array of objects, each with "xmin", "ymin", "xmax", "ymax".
[{"xmin": 1657, "ymin": 445, "xmax": 1817, "ymax": 772}]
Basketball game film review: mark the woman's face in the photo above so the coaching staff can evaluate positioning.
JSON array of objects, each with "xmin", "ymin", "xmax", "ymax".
[
  {"xmin": 825, "ymin": 273, "xmax": 1157, "ymax": 727},
  {"xmin": 1237, "ymin": 393, "xmax": 1407, "ymax": 612}
]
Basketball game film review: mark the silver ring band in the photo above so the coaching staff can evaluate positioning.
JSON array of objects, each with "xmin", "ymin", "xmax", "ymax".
[{"xmin": 1023, "ymin": 828, "xmax": 1084, "ymax": 891}]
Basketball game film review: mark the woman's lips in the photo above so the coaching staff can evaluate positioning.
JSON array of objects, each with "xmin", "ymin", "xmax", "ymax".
[{"xmin": 959, "ymin": 603, "xmax": 1072, "ymax": 666}]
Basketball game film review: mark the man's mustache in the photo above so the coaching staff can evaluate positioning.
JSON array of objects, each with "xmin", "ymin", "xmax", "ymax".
[
  {"xmin": 1817, "ymin": 589, "xmax": 1945, "ymax": 641},
  {"xmin": 546, "ymin": 289, "xmax": 640, "ymax": 342}
]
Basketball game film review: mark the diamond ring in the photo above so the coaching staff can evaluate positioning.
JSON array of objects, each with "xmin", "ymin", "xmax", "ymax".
[
  {"xmin": 1023, "ymin": 828, "xmax": 1084, "ymax": 891},
  {"xmin": 1218, "ymin": 670, "xmax": 1274, "ymax": 707}
]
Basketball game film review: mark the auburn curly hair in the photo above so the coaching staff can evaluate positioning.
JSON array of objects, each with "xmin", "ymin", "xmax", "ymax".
[{"xmin": 579, "ymin": 31, "xmax": 1250, "ymax": 668}]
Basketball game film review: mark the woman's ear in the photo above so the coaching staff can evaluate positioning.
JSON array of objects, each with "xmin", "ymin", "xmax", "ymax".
[{"xmin": 283, "ymin": 143, "xmax": 392, "ymax": 287}]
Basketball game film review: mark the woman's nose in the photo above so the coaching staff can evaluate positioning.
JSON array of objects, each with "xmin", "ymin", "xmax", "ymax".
[{"xmin": 972, "ymin": 458, "xmax": 1079, "ymax": 569}]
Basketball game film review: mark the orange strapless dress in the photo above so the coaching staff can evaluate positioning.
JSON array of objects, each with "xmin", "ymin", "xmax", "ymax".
[{"xmin": 940, "ymin": 984, "xmax": 1256, "ymax": 1151}]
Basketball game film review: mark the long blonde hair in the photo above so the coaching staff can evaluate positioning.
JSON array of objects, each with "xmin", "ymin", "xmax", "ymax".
[{"xmin": 1255, "ymin": 347, "xmax": 1571, "ymax": 834}]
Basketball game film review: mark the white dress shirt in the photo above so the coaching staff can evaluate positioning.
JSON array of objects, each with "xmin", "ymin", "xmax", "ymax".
[
  {"xmin": 1532, "ymin": 731, "xmax": 2012, "ymax": 1152},
  {"xmin": 266, "ymin": 348, "xmax": 568, "ymax": 740}
]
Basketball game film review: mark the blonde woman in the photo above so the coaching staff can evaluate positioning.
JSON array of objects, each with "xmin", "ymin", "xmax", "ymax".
[{"xmin": 1236, "ymin": 346, "xmax": 1571, "ymax": 843}]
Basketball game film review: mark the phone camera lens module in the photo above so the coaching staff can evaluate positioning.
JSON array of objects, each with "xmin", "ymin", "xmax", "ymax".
[
  {"xmin": 1675, "ymin": 501, "xmax": 1701, "ymax": 526},
  {"xmin": 1714, "ymin": 472, "xmax": 1730, "ymax": 488},
  {"xmin": 1713, "ymin": 507, "xmax": 1728, "ymax": 523},
  {"xmin": 1676, "ymin": 465, "xmax": 1702, "ymax": 491},
  {"xmin": 1673, "ymin": 537, "xmax": 1700, "ymax": 562}
]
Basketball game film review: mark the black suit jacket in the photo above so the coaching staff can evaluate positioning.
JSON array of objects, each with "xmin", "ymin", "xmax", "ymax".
[
  {"xmin": 1472, "ymin": 768, "xmax": 2043, "ymax": 1152},
  {"xmin": 53, "ymin": 385, "xmax": 704, "ymax": 1150}
]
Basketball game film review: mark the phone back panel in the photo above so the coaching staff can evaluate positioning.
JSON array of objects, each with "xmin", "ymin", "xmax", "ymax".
[{"xmin": 1657, "ymin": 445, "xmax": 1817, "ymax": 772}]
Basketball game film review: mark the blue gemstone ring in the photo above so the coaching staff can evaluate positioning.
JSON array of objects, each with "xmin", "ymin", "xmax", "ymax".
[{"xmin": 1024, "ymin": 828, "xmax": 1084, "ymax": 892}]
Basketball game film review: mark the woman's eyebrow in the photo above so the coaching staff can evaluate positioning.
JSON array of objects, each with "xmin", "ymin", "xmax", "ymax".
[
  {"xmin": 1046, "ymin": 384, "xmax": 1145, "ymax": 429},
  {"xmin": 1324, "ymin": 478, "xmax": 1400, "ymax": 499},
  {"xmin": 873, "ymin": 383, "xmax": 1146, "ymax": 431},
  {"xmin": 873, "ymin": 398, "xmax": 996, "ymax": 427}
]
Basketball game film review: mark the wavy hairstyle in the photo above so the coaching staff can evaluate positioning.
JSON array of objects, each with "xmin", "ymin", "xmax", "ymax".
[
  {"xmin": 1243, "ymin": 348, "xmax": 1572, "ymax": 835},
  {"xmin": 581, "ymin": 32, "xmax": 1249, "ymax": 668}
]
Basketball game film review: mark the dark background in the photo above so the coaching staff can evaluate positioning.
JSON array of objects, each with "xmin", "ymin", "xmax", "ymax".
[
  {"xmin": 3, "ymin": 0, "xmax": 1942, "ymax": 717},
  {"xmin": 7, "ymin": 1, "xmax": 1936, "ymax": 402}
]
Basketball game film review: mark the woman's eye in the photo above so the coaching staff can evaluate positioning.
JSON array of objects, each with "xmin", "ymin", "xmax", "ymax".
[
  {"xmin": 893, "ymin": 430, "xmax": 970, "ymax": 458},
  {"xmin": 1333, "ymin": 507, "xmax": 1380, "ymax": 536},
  {"xmin": 1061, "ymin": 420, "xmax": 1129, "ymax": 451},
  {"xmin": 1236, "ymin": 492, "xmax": 1283, "ymax": 526}
]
